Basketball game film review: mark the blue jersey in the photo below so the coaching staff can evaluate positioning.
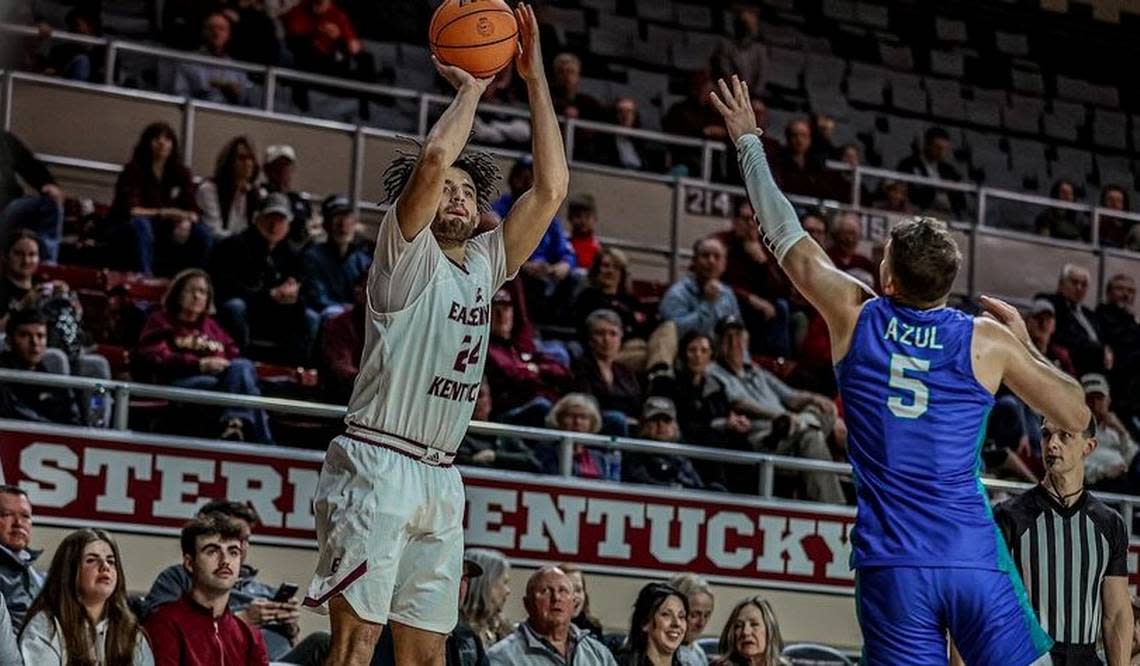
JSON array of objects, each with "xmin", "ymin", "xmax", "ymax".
[{"xmin": 837, "ymin": 297, "xmax": 1002, "ymax": 570}]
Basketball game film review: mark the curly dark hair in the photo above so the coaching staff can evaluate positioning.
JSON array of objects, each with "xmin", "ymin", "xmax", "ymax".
[{"xmin": 381, "ymin": 142, "xmax": 500, "ymax": 213}]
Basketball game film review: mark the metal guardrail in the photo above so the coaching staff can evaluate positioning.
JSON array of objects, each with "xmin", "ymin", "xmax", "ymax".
[{"xmin": 0, "ymin": 368, "xmax": 1134, "ymax": 534}]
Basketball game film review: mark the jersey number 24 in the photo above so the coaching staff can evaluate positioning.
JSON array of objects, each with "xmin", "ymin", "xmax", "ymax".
[{"xmin": 887, "ymin": 353, "xmax": 930, "ymax": 419}]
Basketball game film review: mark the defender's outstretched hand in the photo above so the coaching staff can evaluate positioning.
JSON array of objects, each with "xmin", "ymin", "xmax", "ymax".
[
  {"xmin": 708, "ymin": 75, "xmax": 758, "ymax": 143},
  {"xmin": 514, "ymin": 3, "xmax": 543, "ymax": 82},
  {"xmin": 432, "ymin": 55, "xmax": 493, "ymax": 93}
]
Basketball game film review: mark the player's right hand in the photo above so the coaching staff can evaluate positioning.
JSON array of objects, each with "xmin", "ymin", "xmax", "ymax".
[
  {"xmin": 432, "ymin": 55, "xmax": 493, "ymax": 94},
  {"xmin": 979, "ymin": 294, "xmax": 1032, "ymax": 347},
  {"xmin": 708, "ymin": 75, "xmax": 758, "ymax": 143}
]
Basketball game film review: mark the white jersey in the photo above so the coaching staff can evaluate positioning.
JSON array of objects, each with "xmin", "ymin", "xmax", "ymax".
[{"xmin": 344, "ymin": 206, "xmax": 510, "ymax": 455}]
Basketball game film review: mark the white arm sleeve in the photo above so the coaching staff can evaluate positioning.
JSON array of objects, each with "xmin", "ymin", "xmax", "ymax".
[
  {"xmin": 736, "ymin": 133, "xmax": 808, "ymax": 263},
  {"xmin": 369, "ymin": 203, "xmax": 440, "ymax": 313}
]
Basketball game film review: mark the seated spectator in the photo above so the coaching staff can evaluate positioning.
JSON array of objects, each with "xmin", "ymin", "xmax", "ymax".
[
  {"xmin": 711, "ymin": 597, "xmax": 786, "ymax": 666},
  {"xmin": 210, "ymin": 194, "xmax": 319, "ymax": 365},
  {"xmin": 19, "ymin": 529, "xmax": 153, "ymax": 664},
  {"xmin": 896, "ymin": 127, "xmax": 965, "ymax": 218},
  {"xmin": 615, "ymin": 582, "xmax": 688, "ymax": 666},
  {"xmin": 1082, "ymin": 374, "xmax": 1139, "ymax": 494},
  {"xmin": 145, "ymin": 515, "xmax": 269, "ymax": 665},
  {"xmin": 595, "ymin": 97, "xmax": 665, "ymax": 172},
  {"xmin": 107, "ymin": 122, "xmax": 210, "ymax": 277},
  {"xmin": 669, "ymin": 573, "xmax": 714, "ymax": 666},
  {"xmin": 573, "ymin": 310, "xmax": 642, "ymax": 436},
  {"xmin": 302, "ymin": 194, "xmax": 370, "ymax": 318},
  {"xmin": 1025, "ymin": 298, "xmax": 1076, "ymax": 376},
  {"xmin": 711, "ymin": 5, "xmax": 767, "ymax": 93},
  {"xmin": 317, "ymin": 272, "xmax": 365, "ymax": 403},
  {"xmin": 282, "ymin": 0, "xmax": 368, "ymax": 77},
  {"xmin": 567, "ymin": 194, "xmax": 601, "ymax": 273},
  {"xmin": 172, "ymin": 12, "xmax": 253, "ymax": 105},
  {"xmin": 712, "ymin": 199, "xmax": 791, "ymax": 357},
  {"xmin": 1097, "ymin": 274, "xmax": 1140, "ymax": 423},
  {"xmin": 1035, "ymin": 179, "xmax": 1088, "ymax": 242},
  {"xmin": 558, "ymin": 563, "xmax": 603, "ymax": 641},
  {"xmin": 486, "ymin": 288, "xmax": 570, "ymax": 426},
  {"xmin": 460, "ymin": 548, "xmax": 512, "ymax": 650},
  {"xmin": 836, "ymin": 143, "xmax": 873, "ymax": 205},
  {"xmin": 0, "ymin": 597, "xmax": 14, "ymax": 663},
  {"xmin": 44, "ymin": 8, "xmax": 103, "ymax": 82},
  {"xmin": 0, "ymin": 230, "xmax": 39, "ymax": 325},
  {"xmin": 800, "ymin": 210, "xmax": 828, "ymax": 248},
  {"xmin": 570, "ymin": 248, "xmax": 657, "ymax": 370},
  {"xmin": 869, "ymin": 179, "xmax": 914, "ymax": 214},
  {"xmin": 827, "ymin": 211, "xmax": 877, "ymax": 290},
  {"xmin": 197, "ymin": 136, "xmax": 260, "ymax": 237},
  {"xmin": 257, "ymin": 145, "xmax": 313, "ymax": 251},
  {"xmin": 487, "ymin": 566, "xmax": 616, "ymax": 666},
  {"xmin": 457, "ymin": 380, "xmax": 542, "ymax": 473},
  {"xmin": 224, "ymin": 0, "xmax": 284, "ymax": 66},
  {"xmin": 472, "ymin": 65, "xmax": 531, "ymax": 149},
  {"xmin": 808, "ymin": 113, "xmax": 839, "ymax": 165},
  {"xmin": 708, "ymin": 317, "xmax": 844, "ymax": 503},
  {"xmin": 550, "ymin": 53, "xmax": 604, "ymax": 121},
  {"xmin": 663, "ymin": 72, "xmax": 726, "ymax": 143},
  {"xmin": 660, "ymin": 238, "xmax": 741, "ymax": 343},
  {"xmin": 0, "ymin": 308, "xmax": 81, "ymax": 425},
  {"xmin": 777, "ymin": 118, "xmax": 845, "ymax": 201},
  {"xmin": 1100, "ymin": 185, "xmax": 1132, "ymax": 248},
  {"xmin": 545, "ymin": 393, "xmax": 607, "ymax": 479},
  {"xmin": 0, "ymin": 486, "xmax": 43, "ymax": 631},
  {"xmin": 981, "ymin": 394, "xmax": 1038, "ymax": 482},
  {"xmin": 1038, "ymin": 264, "xmax": 1109, "ymax": 375},
  {"xmin": 0, "ymin": 131, "xmax": 64, "ymax": 263},
  {"xmin": 135, "ymin": 269, "xmax": 273, "ymax": 443},
  {"xmin": 493, "ymin": 158, "xmax": 578, "ymax": 318},
  {"xmin": 622, "ymin": 396, "xmax": 707, "ymax": 491},
  {"xmin": 144, "ymin": 500, "xmax": 325, "ymax": 664}
]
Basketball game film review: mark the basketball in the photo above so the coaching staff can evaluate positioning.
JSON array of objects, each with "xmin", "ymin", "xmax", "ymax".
[{"xmin": 429, "ymin": 0, "xmax": 519, "ymax": 78}]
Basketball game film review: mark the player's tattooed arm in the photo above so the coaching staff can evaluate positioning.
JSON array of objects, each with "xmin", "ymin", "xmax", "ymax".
[
  {"xmin": 395, "ymin": 58, "xmax": 492, "ymax": 241},
  {"xmin": 501, "ymin": 3, "xmax": 569, "ymax": 274}
]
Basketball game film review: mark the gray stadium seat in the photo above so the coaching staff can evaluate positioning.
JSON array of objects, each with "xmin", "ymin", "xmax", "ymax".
[
  {"xmin": 935, "ymin": 17, "xmax": 968, "ymax": 43},
  {"xmin": 1011, "ymin": 67, "xmax": 1045, "ymax": 95},
  {"xmin": 995, "ymin": 30, "xmax": 1030, "ymax": 56},
  {"xmin": 966, "ymin": 99, "xmax": 1002, "ymax": 128},
  {"xmin": 588, "ymin": 27, "xmax": 634, "ymax": 59},
  {"xmin": 768, "ymin": 46, "xmax": 806, "ymax": 89},
  {"xmin": 856, "ymin": 1, "xmax": 891, "ymax": 28},
  {"xmin": 930, "ymin": 50, "xmax": 965, "ymax": 78},
  {"xmin": 822, "ymin": 0, "xmax": 858, "ymax": 23},
  {"xmin": 1053, "ymin": 147, "xmax": 1094, "ymax": 183},
  {"xmin": 847, "ymin": 63, "xmax": 886, "ymax": 104},
  {"xmin": 634, "ymin": 0, "xmax": 673, "ymax": 21},
  {"xmin": 889, "ymin": 73, "xmax": 928, "ymax": 113},
  {"xmin": 675, "ymin": 3, "xmax": 713, "ymax": 30},
  {"xmin": 1003, "ymin": 94, "xmax": 1044, "ymax": 133},
  {"xmin": 783, "ymin": 643, "xmax": 854, "ymax": 666},
  {"xmin": 879, "ymin": 43, "xmax": 914, "ymax": 71}
]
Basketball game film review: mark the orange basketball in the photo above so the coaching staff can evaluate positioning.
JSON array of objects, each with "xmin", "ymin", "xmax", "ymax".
[{"xmin": 429, "ymin": 0, "xmax": 519, "ymax": 78}]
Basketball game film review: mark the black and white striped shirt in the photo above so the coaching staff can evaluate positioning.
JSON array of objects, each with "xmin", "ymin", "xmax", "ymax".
[{"xmin": 994, "ymin": 486, "xmax": 1128, "ymax": 661}]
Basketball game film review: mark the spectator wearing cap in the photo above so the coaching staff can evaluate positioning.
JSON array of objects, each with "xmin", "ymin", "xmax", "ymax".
[
  {"xmin": 1082, "ymin": 374, "xmax": 1139, "ymax": 494},
  {"xmin": 0, "ymin": 308, "xmax": 81, "ymax": 426},
  {"xmin": 1039, "ymin": 264, "xmax": 1110, "ymax": 375},
  {"xmin": 896, "ymin": 127, "xmax": 966, "ymax": 217},
  {"xmin": 486, "ymin": 288, "xmax": 571, "ymax": 427},
  {"xmin": 493, "ymin": 158, "xmax": 579, "ymax": 319},
  {"xmin": 0, "ymin": 131, "xmax": 64, "ymax": 264},
  {"xmin": 623, "ymin": 396, "xmax": 708, "ymax": 490},
  {"xmin": 708, "ymin": 316, "xmax": 844, "ymax": 502},
  {"xmin": 301, "ymin": 194, "xmax": 370, "ymax": 319},
  {"xmin": 209, "ymin": 193, "xmax": 319, "ymax": 365},
  {"xmin": 457, "ymin": 379, "xmax": 542, "ymax": 473},
  {"xmin": 171, "ymin": 11, "xmax": 253, "ymax": 105},
  {"xmin": 573, "ymin": 309, "xmax": 643, "ymax": 436},
  {"xmin": 487, "ymin": 566, "xmax": 617, "ymax": 666},
  {"xmin": 317, "ymin": 270, "xmax": 366, "ymax": 403},
  {"xmin": 258, "ymin": 144, "xmax": 313, "ymax": 251},
  {"xmin": 566, "ymin": 194, "xmax": 601, "ymax": 274},
  {"xmin": 0, "ymin": 485, "xmax": 45, "ymax": 632},
  {"xmin": 660, "ymin": 237, "xmax": 742, "ymax": 342},
  {"xmin": 1025, "ymin": 297, "xmax": 1076, "ymax": 376},
  {"xmin": 197, "ymin": 136, "xmax": 260, "ymax": 238}
]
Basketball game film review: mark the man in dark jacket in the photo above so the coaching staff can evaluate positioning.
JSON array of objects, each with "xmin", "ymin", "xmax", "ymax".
[
  {"xmin": 1097, "ymin": 274, "xmax": 1140, "ymax": 422},
  {"xmin": 1038, "ymin": 263, "xmax": 1110, "ymax": 376},
  {"xmin": 301, "ymin": 194, "xmax": 370, "ymax": 318},
  {"xmin": 210, "ymin": 193, "xmax": 319, "ymax": 365},
  {"xmin": 0, "ymin": 308, "xmax": 81, "ymax": 425},
  {"xmin": 456, "ymin": 380, "xmax": 541, "ymax": 473},
  {"xmin": 0, "ymin": 131, "xmax": 64, "ymax": 263},
  {"xmin": 896, "ymin": 126, "xmax": 966, "ymax": 218},
  {"xmin": 258, "ymin": 144, "xmax": 313, "ymax": 252},
  {"xmin": 622, "ymin": 397, "xmax": 707, "ymax": 490},
  {"xmin": 0, "ymin": 485, "xmax": 44, "ymax": 632}
]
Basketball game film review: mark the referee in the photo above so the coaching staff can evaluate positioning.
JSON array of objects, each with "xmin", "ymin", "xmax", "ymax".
[{"xmin": 993, "ymin": 415, "xmax": 1134, "ymax": 665}]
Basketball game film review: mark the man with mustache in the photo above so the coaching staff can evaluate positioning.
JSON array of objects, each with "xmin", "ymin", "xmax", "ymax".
[
  {"xmin": 146, "ymin": 514, "xmax": 269, "ymax": 665},
  {"xmin": 0, "ymin": 485, "xmax": 43, "ymax": 632}
]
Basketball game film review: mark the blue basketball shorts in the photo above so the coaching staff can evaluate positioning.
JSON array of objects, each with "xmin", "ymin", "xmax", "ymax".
[{"xmin": 856, "ymin": 566, "xmax": 1053, "ymax": 666}]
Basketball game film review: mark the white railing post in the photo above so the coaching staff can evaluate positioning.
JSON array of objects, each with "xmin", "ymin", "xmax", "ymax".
[
  {"xmin": 350, "ymin": 125, "xmax": 365, "ymax": 209},
  {"xmin": 103, "ymin": 40, "xmax": 117, "ymax": 86},
  {"xmin": 181, "ymin": 98, "xmax": 195, "ymax": 165},
  {"xmin": 558, "ymin": 437, "xmax": 574, "ymax": 477},
  {"xmin": 112, "ymin": 385, "xmax": 130, "ymax": 430},
  {"xmin": 851, "ymin": 164, "xmax": 862, "ymax": 206},
  {"xmin": 976, "ymin": 188, "xmax": 988, "ymax": 227},
  {"xmin": 669, "ymin": 179, "xmax": 683, "ymax": 283},
  {"xmin": 758, "ymin": 459, "xmax": 775, "ymax": 498},
  {"xmin": 417, "ymin": 95, "xmax": 431, "ymax": 137},
  {"xmin": 700, "ymin": 142, "xmax": 714, "ymax": 182},
  {"xmin": 1122, "ymin": 501, "xmax": 1134, "ymax": 539},
  {"xmin": 263, "ymin": 66, "xmax": 277, "ymax": 112},
  {"xmin": 0, "ymin": 70, "xmax": 12, "ymax": 131},
  {"xmin": 564, "ymin": 118, "xmax": 576, "ymax": 162},
  {"xmin": 1092, "ymin": 208, "xmax": 1102, "ymax": 247}
]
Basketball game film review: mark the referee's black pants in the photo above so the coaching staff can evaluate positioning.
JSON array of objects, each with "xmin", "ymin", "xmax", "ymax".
[{"xmin": 1051, "ymin": 642, "xmax": 1103, "ymax": 666}]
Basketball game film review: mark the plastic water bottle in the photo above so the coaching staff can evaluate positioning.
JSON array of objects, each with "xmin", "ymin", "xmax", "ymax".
[
  {"xmin": 603, "ymin": 449, "xmax": 622, "ymax": 482},
  {"xmin": 88, "ymin": 386, "xmax": 108, "ymax": 428}
]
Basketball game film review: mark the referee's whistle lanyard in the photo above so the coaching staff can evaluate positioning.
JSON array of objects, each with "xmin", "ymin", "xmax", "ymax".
[{"xmin": 1042, "ymin": 474, "xmax": 1084, "ymax": 508}]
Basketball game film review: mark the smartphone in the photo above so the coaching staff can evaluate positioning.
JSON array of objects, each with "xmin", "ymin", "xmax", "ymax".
[{"xmin": 272, "ymin": 582, "xmax": 298, "ymax": 603}]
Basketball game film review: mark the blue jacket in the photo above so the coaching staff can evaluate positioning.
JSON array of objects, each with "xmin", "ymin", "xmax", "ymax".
[
  {"xmin": 659, "ymin": 275, "xmax": 741, "ymax": 339},
  {"xmin": 301, "ymin": 241, "xmax": 371, "ymax": 311},
  {"xmin": 491, "ymin": 194, "xmax": 576, "ymax": 266}
]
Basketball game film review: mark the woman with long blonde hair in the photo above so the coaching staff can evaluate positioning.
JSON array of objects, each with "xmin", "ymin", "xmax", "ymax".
[
  {"xmin": 460, "ymin": 548, "xmax": 513, "ymax": 649},
  {"xmin": 711, "ymin": 597, "xmax": 788, "ymax": 666},
  {"xmin": 19, "ymin": 528, "xmax": 153, "ymax": 664}
]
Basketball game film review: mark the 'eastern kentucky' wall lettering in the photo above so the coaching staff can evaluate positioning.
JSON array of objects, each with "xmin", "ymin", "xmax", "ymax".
[{"xmin": 2, "ymin": 421, "xmax": 1139, "ymax": 595}]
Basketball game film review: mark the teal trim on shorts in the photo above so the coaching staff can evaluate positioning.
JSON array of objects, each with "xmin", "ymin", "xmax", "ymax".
[{"xmin": 854, "ymin": 571, "xmax": 867, "ymax": 666}]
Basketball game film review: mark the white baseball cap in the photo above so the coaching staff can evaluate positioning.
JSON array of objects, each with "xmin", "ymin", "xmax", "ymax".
[{"xmin": 265, "ymin": 144, "xmax": 296, "ymax": 164}]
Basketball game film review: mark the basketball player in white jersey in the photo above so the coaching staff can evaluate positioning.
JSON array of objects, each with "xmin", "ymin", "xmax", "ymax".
[{"xmin": 302, "ymin": 6, "xmax": 567, "ymax": 665}]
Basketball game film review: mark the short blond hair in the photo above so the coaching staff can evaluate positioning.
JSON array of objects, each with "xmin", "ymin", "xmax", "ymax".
[{"xmin": 546, "ymin": 393, "xmax": 601, "ymax": 433}]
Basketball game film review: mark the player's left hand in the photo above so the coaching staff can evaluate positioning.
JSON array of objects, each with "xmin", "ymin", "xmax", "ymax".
[
  {"xmin": 708, "ymin": 75, "xmax": 758, "ymax": 144},
  {"xmin": 514, "ymin": 3, "xmax": 543, "ymax": 82},
  {"xmin": 979, "ymin": 294, "xmax": 1031, "ymax": 347}
]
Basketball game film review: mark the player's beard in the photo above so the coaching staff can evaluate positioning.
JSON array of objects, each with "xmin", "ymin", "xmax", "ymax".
[{"xmin": 431, "ymin": 214, "xmax": 476, "ymax": 248}]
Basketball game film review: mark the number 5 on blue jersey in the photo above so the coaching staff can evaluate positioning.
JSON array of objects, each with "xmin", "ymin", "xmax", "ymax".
[{"xmin": 888, "ymin": 353, "xmax": 930, "ymax": 419}]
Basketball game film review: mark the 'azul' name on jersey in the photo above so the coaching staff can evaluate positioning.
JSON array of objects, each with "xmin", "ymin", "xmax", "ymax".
[{"xmin": 882, "ymin": 317, "xmax": 944, "ymax": 349}]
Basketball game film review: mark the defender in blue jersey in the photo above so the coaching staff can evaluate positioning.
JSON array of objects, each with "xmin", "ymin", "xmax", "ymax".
[{"xmin": 710, "ymin": 77, "xmax": 1091, "ymax": 666}]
